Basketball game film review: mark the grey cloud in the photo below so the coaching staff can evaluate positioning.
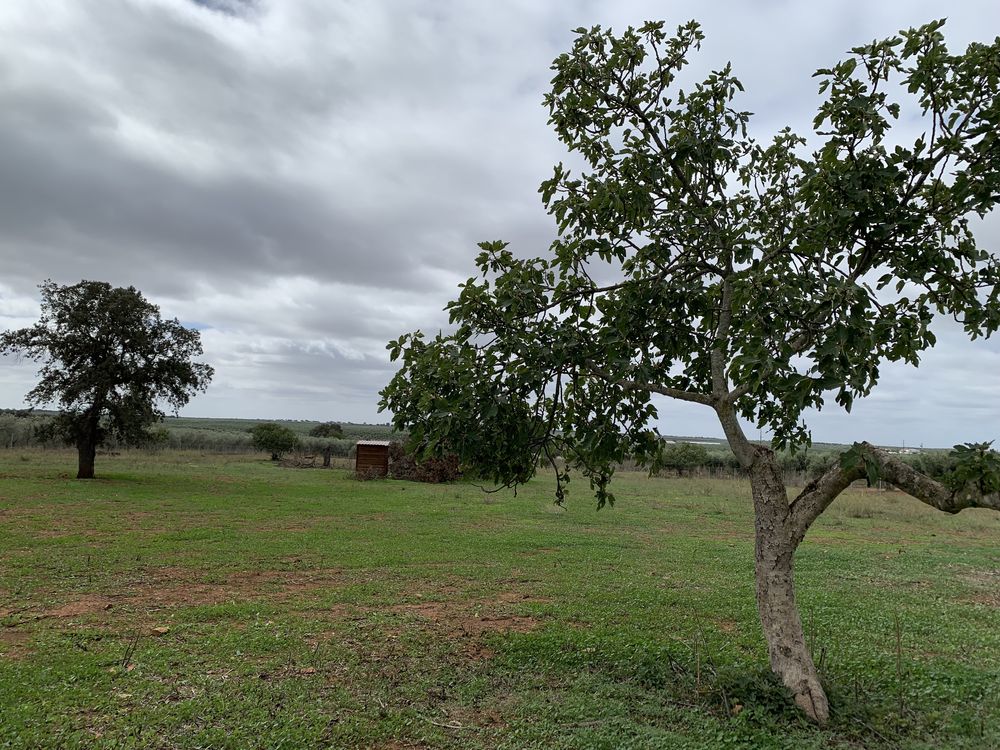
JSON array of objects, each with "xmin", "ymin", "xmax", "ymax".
[
  {"xmin": 0, "ymin": 0, "xmax": 559, "ymax": 302},
  {"xmin": 189, "ymin": 0, "xmax": 259, "ymax": 18},
  {"xmin": 197, "ymin": 330, "xmax": 398, "ymax": 421}
]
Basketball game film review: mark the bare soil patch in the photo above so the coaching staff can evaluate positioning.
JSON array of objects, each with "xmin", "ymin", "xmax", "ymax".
[
  {"xmin": 0, "ymin": 628, "xmax": 33, "ymax": 659},
  {"xmin": 251, "ymin": 516, "xmax": 344, "ymax": 532},
  {"xmin": 27, "ymin": 567, "xmax": 347, "ymax": 622},
  {"xmin": 442, "ymin": 704, "xmax": 506, "ymax": 729},
  {"xmin": 143, "ymin": 567, "xmax": 345, "ymax": 604},
  {"xmin": 393, "ymin": 601, "xmax": 539, "ymax": 637},
  {"xmin": 967, "ymin": 592, "xmax": 1000, "ymax": 607},
  {"xmin": 959, "ymin": 568, "xmax": 1000, "ymax": 606},
  {"xmin": 963, "ymin": 568, "xmax": 1000, "ymax": 585},
  {"xmin": 32, "ymin": 529, "xmax": 81, "ymax": 539},
  {"xmin": 388, "ymin": 590, "xmax": 543, "ymax": 661},
  {"xmin": 8, "ymin": 508, "xmax": 215, "ymax": 538},
  {"xmin": 14, "ymin": 569, "xmax": 546, "ymax": 668},
  {"xmin": 49, "ymin": 596, "xmax": 114, "ymax": 618}
]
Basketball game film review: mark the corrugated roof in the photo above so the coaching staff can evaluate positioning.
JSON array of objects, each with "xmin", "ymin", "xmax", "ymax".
[{"xmin": 356, "ymin": 440, "xmax": 392, "ymax": 446}]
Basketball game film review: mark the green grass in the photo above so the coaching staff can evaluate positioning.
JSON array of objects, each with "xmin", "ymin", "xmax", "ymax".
[{"xmin": 1, "ymin": 451, "xmax": 998, "ymax": 749}]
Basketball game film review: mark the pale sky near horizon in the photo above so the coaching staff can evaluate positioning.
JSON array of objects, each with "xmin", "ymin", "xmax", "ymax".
[{"xmin": 1, "ymin": 0, "xmax": 998, "ymax": 448}]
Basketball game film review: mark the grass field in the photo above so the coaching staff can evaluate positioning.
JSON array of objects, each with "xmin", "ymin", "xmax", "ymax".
[{"xmin": 1, "ymin": 451, "xmax": 998, "ymax": 749}]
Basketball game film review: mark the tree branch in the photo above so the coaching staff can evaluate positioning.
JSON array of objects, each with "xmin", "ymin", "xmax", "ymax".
[
  {"xmin": 788, "ymin": 442, "xmax": 1000, "ymax": 544},
  {"xmin": 710, "ymin": 276, "xmax": 733, "ymax": 399},
  {"xmin": 710, "ymin": 398, "xmax": 758, "ymax": 467},
  {"xmin": 583, "ymin": 362, "xmax": 715, "ymax": 406}
]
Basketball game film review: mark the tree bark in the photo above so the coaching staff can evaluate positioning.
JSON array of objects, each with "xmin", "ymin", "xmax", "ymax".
[
  {"xmin": 712, "ymin": 398, "xmax": 1000, "ymax": 723},
  {"xmin": 76, "ymin": 435, "xmax": 97, "ymax": 479},
  {"xmin": 790, "ymin": 442, "xmax": 1000, "ymax": 537},
  {"xmin": 740, "ymin": 438, "xmax": 1000, "ymax": 725},
  {"xmin": 712, "ymin": 400, "xmax": 830, "ymax": 721},
  {"xmin": 750, "ymin": 451, "xmax": 830, "ymax": 724}
]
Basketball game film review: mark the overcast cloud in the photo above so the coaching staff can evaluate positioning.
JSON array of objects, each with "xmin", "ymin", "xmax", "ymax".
[{"xmin": 1, "ymin": 0, "xmax": 998, "ymax": 447}]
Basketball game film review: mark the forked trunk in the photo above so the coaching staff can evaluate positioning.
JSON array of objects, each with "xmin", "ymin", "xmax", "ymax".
[
  {"xmin": 77, "ymin": 436, "xmax": 97, "ymax": 480},
  {"xmin": 750, "ymin": 456, "xmax": 829, "ymax": 724}
]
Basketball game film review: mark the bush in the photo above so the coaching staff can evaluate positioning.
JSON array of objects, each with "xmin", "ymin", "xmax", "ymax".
[
  {"xmin": 308, "ymin": 422, "xmax": 344, "ymax": 438},
  {"xmin": 249, "ymin": 422, "xmax": 300, "ymax": 460},
  {"xmin": 659, "ymin": 442, "xmax": 711, "ymax": 476},
  {"xmin": 354, "ymin": 466, "xmax": 387, "ymax": 481},
  {"xmin": 0, "ymin": 413, "xmax": 38, "ymax": 449},
  {"xmin": 388, "ymin": 442, "xmax": 462, "ymax": 483}
]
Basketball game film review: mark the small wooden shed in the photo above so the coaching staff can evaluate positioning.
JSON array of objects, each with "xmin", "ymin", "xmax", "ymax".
[{"xmin": 355, "ymin": 440, "xmax": 391, "ymax": 476}]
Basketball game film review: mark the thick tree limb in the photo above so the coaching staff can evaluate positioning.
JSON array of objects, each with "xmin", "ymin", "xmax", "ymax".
[
  {"xmin": 788, "ymin": 442, "xmax": 1000, "ymax": 544},
  {"xmin": 714, "ymin": 401, "xmax": 757, "ymax": 467},
  {"xmin": 583, "ymin": 363, "xmax": 715, "ymax": 406},
  {"xmin": 710, "ymin": 277, "xmax": 734, "ymax": 399}
]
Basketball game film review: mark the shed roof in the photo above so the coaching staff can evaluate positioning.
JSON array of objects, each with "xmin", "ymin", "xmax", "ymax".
[{"xmin": 356, "ymin": 440, "xmax": 392, "ymax": 447}]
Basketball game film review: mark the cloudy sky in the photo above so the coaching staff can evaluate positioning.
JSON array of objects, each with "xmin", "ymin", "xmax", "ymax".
[{"xmin": 1, "ymin": 0, "xmax": 998, "ymax": 447}]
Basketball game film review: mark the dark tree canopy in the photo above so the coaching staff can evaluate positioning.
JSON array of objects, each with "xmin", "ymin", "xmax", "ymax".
[
  {"xmin": 249, "ymin": 422, "xmax": 300, "ymax": 460},
  {"xmin": 660, "ymin": 441, "xmax": 711, "ymax": 476},
  {"xmin": 309, "ymin": 421, "xmax": 344, "ymax": 438},
  {"xmin": 381, "ymin": 20, "xmax": 1000, "ymax": 722},
  {"xmin": 0, "ymin": 280, "xmax": 213, "ymax": 478}
]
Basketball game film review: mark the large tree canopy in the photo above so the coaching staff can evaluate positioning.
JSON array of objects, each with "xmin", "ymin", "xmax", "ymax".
[
  {"xmin": 0, "ymin": 280, "xmax": 213, "ymax": 478},
  {"xmin": 381, "ymin": 20, "xmax": 1000, "ymax": 723}
]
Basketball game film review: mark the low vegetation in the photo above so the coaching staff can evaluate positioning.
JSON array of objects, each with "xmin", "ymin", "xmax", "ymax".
[
  {"xmin": 388, "ymin": 442, "xmax": 463, "ymax": 483},
  {"xmin": 1, "ymin": 451, "xmax": 997, "ymax": 748},
  {"xmin": 0, "ymin": 411, "xmax": 395, "ymax": 457},
  {"xmin": 249, "ymin": 422, "xmax": 301, "ymax": 461}
]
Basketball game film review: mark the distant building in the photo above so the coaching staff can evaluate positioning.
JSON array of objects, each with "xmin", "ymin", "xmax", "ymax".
[{"xmin": 355, "ymin": 440, "xmax": 391, "ymax": 476}]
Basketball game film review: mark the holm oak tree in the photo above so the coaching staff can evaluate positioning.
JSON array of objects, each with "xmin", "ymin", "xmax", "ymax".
[
  {"xmin": 249, "ymin": 422, "xmax": 300, "ymax": 460},
  {"xmin": 1, "ymin": 280, "xmax": 213, "ymax": 479},
  {"xmin": 308, "ymin": 421, "xmax": 344, "ymax": 439},
  {"xmin": 380, "ymin": 20, "xmax": 1000, "ymax": 722}
]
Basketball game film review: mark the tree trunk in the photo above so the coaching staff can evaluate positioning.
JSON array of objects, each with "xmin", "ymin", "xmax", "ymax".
[
  {"xmin": 77, "ymin": 436, "xmax": 97, "ymax": 479},
  {"xmin": 749, "ymin": 454, "xmax": 829, "ymax": 724}
]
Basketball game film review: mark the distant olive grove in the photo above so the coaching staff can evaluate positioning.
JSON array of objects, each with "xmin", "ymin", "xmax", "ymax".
[
  {"xmin": 1, "ymin": 407, "xmax": 960, "ymax": 485},
  {"xmin": 634, "ymin": 441, "xmax": 959, "ymax": 485},
  {"xmin": 0, "ymin": 410, "xmax": 383, "ymax": 459}
]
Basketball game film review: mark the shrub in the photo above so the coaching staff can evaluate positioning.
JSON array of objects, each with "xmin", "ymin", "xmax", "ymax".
[
  {"xmin": 354, "ymin": 466, "xmax": 387, "ymax": 481},
  {"xmin": 388, "ymin": 442, "xmax": 462, "ymax": 483},
  {"xmin": 308, "ymin": 422, "xmax": 344, "ymax": 438},
  {"xmin": 659, "ymin": 442, "xmax": 711, "ymax": 477},
  {"xmin": 249, "ymin": 422, "xmax": 300, "ymax": 460}
]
